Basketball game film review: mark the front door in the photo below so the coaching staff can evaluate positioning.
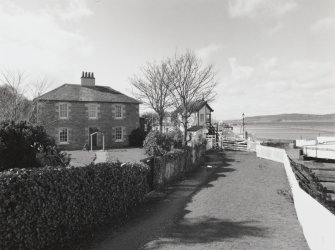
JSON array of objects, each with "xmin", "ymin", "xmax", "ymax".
[{"xmin": 89, "ymin": 127, "xmax": 98, "ymax": 149}]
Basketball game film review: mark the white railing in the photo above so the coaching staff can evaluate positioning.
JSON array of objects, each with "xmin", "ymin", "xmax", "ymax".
[
  {"xmin": 317, "ymin": 137, "xmax": 335, "ymax": 144},
  {"xmin": 206, "ymin": 135, "xmax": 216, "ymax": 150},
  {"xmin": 303, "ymin": 144, "xmax": 335, "ymax": 160},
  {"xmin": 256, "ymin": 145, "xmax": 335, "ymax": 250},
  {"xmin": 295, "ymin": 139, "xmax": 316, "ymax": 148}
]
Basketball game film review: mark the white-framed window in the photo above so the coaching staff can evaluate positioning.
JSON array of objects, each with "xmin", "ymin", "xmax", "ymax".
[
  {"xmin": 88, "ymin": 104, "xmax": 97, "ymax": 119},
  {"xmin": 115, "ymin": 127, "xmax": 122, "ymax": 141},
  {"xmin": 59, "ymin": 128, "xmax": 68, "ymax": 143},
  {"xmin": 115, "ymin": 104, "xmax": 122, "ymax": 118},
  {"xmin": 59, "ymin": 103, "xmax": 68, "ymax": 119},
  {"xmin": 200, "ymin": 114, "xmax": 205, "ymax": 122}
]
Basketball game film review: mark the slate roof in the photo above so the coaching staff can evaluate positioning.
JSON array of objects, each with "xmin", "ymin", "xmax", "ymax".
[
  {"xmin": 176, "ymin": 100, "xmax": 214, "ymax": 113},
  {"xmin": 190, "ymin": 100, "xmax": 213, "ymax": 112},
  {"xmin": 36, "ymin": 84, "xmax": 141, "ymax": 104}
]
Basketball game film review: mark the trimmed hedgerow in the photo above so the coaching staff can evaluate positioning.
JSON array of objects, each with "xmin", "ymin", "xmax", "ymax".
[{"xmin": 0, "ymin": 162, "xmax": 149, "ymax": 249}]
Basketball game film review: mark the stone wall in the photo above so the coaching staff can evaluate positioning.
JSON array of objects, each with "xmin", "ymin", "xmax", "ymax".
[
  {"xmin": 37, "ymin": 101, "xmax": 139, "ymax": 150},
  {"xmin": 146, "ymin": 145, "xmax": 206, "ymax": 189}
]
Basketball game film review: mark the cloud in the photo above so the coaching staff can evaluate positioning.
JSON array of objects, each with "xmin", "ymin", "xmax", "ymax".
[
  {"xmin": 58, "ymin": 0, "xmax": 93, "ymax": 21},
  {"xmin": 228, "ymin": 0, "xmax": 298, "ymax": 19},
  {"xmin": 311, "ymin": 17, "xmax": 335, "ymax": 33},
  {"xmin": 196, "ymin": 44, "xmax": 224, "ymax": 59},
  {"xmin": 266, "ymin": 22, "xmax": 283, "ymax": 35},
  {"xmin": 228, "ymin": 58, "xmax": 254, "ymax": 82},
  {"xmin": 216, "ymin": 57, "xmax": 335, "ymax": 117},
  {"xmin": 0, "ymin": 0, "xmax": 94, "ymax": 90}
]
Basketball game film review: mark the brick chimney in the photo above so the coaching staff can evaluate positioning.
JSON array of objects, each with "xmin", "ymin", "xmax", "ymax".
[{"xmin": 81, "ymin": 71, "xmax": 95, "ymax": 86}]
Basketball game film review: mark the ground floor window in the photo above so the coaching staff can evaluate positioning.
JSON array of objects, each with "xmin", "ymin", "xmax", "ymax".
[
  {"xmin": 59, "ymin": 128, "xmax": 68, "ymax": 143},
  {"xmin": 115, "ymin": 127, "xmax": 122, "ymax": 141}
]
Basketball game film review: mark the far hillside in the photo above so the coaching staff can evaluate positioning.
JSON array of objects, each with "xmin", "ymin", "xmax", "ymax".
[{"xmin": 225, "ymin": 113, "xmax": 335, "ymax": 123}]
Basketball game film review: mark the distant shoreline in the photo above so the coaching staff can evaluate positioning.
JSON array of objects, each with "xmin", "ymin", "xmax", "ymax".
[{"xmin": 231, "ymin": 121, "xmax": 335, "ymax": 141}]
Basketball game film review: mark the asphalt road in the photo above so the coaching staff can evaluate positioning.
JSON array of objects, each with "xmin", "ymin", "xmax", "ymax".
[{"xmin": 87, "ymin": 151, "xmax": 308, "ymax": 250}]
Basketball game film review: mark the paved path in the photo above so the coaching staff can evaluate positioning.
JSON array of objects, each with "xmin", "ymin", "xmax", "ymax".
[
  {"xmin": 86, "ymin": 151, "xmax": 308, "ymax": 250},
  {"xmin": 94, "ymin": 151, "xmax": 107, "ymax": 164}
]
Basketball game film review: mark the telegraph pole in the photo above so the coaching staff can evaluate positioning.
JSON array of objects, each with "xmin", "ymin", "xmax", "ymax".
[{"xmin": 242, "ymin": 113, "xmax": 245, "ymax": 138}]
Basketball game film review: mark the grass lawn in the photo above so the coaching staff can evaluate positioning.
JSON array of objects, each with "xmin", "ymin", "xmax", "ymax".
[
  {"xmin": 66, "ymin": 150, "xmax": 96, "ymax": 167},
  {"xmin": 106, "ymin": 148, "xmax": 147, "ymax": 163}
]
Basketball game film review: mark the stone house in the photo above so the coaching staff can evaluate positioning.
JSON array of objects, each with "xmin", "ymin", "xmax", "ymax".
[
  {"xmin": 187, "ymin": 100, "xmax": 213, "ymax": 130},
  {"xmin": 185, "ymin": 100, "xmax": 214, "ymax": 144},
  {"xmin": 35, "ymin": 72, "xmax": 141, "ymax": 150}
]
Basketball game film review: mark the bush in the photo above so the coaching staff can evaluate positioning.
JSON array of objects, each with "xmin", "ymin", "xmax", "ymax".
[
  {"xmin": 143, "ymin": 130, "xmax": 182, "ymax": 156},
  {"xmin": 0, "ymin": 120, "xmax": 60, "ymax": 171},
  {"xmin": 168, "ymin": 129, "xmax": 183, "ymax": 149},
  {"xmin": 0, "ymin": 161, "xmax": 149, "ymax": 249},
  {"xmin": 129, "ymin": 128, "xmax": 146, "ymax": 147}
]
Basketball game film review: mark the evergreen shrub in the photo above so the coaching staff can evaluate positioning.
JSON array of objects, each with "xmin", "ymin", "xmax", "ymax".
[
  {"xmin": 129, "ymin": 128, "xmax": 146, "ymax": 147},
  {"xmin": 143, "ymin": 130, "xmax": 182, "ymax": 156},
  {"xmin": 0, "ymin": 120, "xmax": 68, "ymax": 171},
  {"xmin": 0, "ymin": 161, "xmax": 149, "ymax": 249}
]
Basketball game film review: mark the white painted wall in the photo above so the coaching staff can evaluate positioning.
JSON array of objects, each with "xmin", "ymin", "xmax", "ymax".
[{"xmin": 256, "ymin": 145, "xmax": 335, "ymax": 250}]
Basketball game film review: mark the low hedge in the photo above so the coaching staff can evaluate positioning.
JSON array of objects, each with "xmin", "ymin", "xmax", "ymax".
[{"xmin": 0, "ymin": 162, "xmax": 149, "ymax": 249}]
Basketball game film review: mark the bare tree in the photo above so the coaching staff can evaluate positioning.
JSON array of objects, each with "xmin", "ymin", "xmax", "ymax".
[
  {"xmin": 30, "ymin": 76, "xmax": 50, "ymax": 99},
  {"xmin": 0, "ymin": 70, "xmax": 51, "ymax": 123},
  {"xmin": 28, "ymin": 77, "xmax": 51, "ymax": 124},
  {"xmin": 141, "ymin": 111, "xmax": 158, "ymax": 132},
  {"xmin": 0, "ymin": 70, "xmax": 29, "ymax": 122},
  {"xmin": 166, "ymin": 50, "xmax": 218, "ymax": 145},
  {"xmin": 131, "ymin": 61, "xmax": 173, "ymax": 132}
]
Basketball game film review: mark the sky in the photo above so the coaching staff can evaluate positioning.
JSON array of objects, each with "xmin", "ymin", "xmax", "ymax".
[{"xmin": 0, "ymin": 0, "xmax": 334, "ymax": 120}]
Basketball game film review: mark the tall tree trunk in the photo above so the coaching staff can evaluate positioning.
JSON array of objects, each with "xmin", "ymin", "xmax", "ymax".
[
  {"xmin": 159, "ymin": 116, "xmax": 163, "ymax": 133},
  {"xmin": 182, "ymin": 115, "xmax": 188, "ymax": 146}
]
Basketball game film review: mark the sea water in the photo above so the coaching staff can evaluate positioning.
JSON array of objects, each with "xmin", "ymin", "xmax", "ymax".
[{"xmin": 234, "ymin": 121, "xmax": 335, "ymax": 140}]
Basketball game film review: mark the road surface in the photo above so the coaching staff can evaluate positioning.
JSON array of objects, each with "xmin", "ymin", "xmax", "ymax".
[{"xmin": 86, "ymin": 151, "xmax": 308, "ymax": 250}]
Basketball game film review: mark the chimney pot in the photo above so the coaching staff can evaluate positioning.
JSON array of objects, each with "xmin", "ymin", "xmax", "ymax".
[{"xmin": 81, "ymin": 71, "xmax": 95, "ymax": 86}]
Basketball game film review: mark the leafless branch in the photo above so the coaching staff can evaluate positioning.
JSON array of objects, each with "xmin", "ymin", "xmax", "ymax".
[
  {"xmin": 131, "ymin": 61, "xmax": 174, "ymax": 132},
  {"xmin": 166, "ymin": 50, "xmax": 218, "ymax": 145}
]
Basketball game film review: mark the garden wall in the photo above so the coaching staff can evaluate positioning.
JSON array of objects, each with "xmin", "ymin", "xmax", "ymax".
[
  {"xmin": 0, "ymin": 162, "xmax": 149, "ymax": 249},
  {"xmin": 148, "ymin": 144, "xmax": 206, "ymax": 189},
  {"xmin": 256, "ymin": 145, "xmax": 335, "ymax": 250}
]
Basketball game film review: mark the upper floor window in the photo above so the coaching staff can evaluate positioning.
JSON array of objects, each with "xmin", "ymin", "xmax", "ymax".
[
  {"xmin": 59, "ymin": 103, "xmax": 68, "ymax": 119},
  {"xmin": 88, "ymin": 104, "xmax": 97, "ymax": 119},
  {"xmin": 115, "ymin": 104, "xmax": 122, "ymax": 118},
  {"xmin": 59, "ymin": 128, "xmax": 68, "ymax": 143},
  {"xmin": 200, "ymin": 114, "xmax": 205, "ymax": 123}
]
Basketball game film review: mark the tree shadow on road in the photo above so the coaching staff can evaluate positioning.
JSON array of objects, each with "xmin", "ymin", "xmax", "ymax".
[
  {"xmin": 198, "ymin": 150, "xmax": 237, "ymax": 189},
  {"xmin": 143, "ymin": 151, "xmax": 270, "ymax": 249},
  {"xmin": 145, "ymin": 216, "xmax": 268, "ymax": 249}
]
